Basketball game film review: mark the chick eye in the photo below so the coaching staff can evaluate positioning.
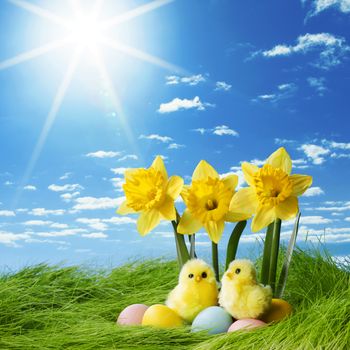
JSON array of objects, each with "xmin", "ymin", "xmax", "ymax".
[
  {"xmin": 201, "ymin": 272, "xmax": 207, "ymax": 278},
  {"xmin": 235, "ymin": 268, "xmax": 241, "ymax": 274},
  {"xmin": 188, "ymin": 273, "xmax": 194, "ymax": 279}
]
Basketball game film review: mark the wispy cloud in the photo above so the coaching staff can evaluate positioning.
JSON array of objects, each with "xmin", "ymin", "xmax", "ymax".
[
  {"xmin": 260, "ymin": 33, "xmax": 349, "ymax": 69},
  {"xmin": 0, "ymin": 210, "xmax": 16, "ymax": 217},
  {"xmin": 215, "ymin": 81, "xmax": 232, "ymax": 91},
  {"xmin": 158, "ymin": 96, "xmax": 214, "ymax": 114},
  {"xmin": 304, "ymin": 186, "xmax": 325, "ymax": 197},
  {"xmin": 213, "ymin": 125, "xmax": 239, "ymax": 136},
  {"xmin": 81, "ymin": 232, "xmax": 108, "ymax": 239},
  {"xmin": 28, "ymin": 208, "xmax": 65, "ymax": 216},
  {"xmin": 254, "ymin": 83, "xmax": 297, "ymax": 103},
  {"xmin": 168, "ymin": 143, "xmax": 185, "ymax": 149},
  {"xmin": 73, "ymin": 196, "xmax": 124, "ymax": 210},
  {"xmin": 23, "ymin": 185, "xmax": 37, "ymax": 191},
  {"xmin": 117, "ymin": 154, "xmax": 138, "ymax": 161},
  {"xmin": 60, "ymin": 191, "xmax": 80, "ymax": 202},
  {"xmin": 300, "ymin": 144, "xmax": 330, "ymax": 164},
  {"xmin": 307, "ymin": 77, "xmax": 327, "ymax": 96},
  {"xmin": 110, "ymin": 167, "xmax": 128, "ymax": 175},
  {"xmin": 59, "ymin": 172, "xmax": 72, "ymax": 180},
  {"xmin": 0, "ymin": 231, "xmax": 30, "ymax": 247},
  {"xmin": 76, "ymin": 218, "xmax": 109, "ymax": 231},
  {"xmin": 165, "ymin": 74, "xmax": 206, "ymax": 86},
  {"xmin": 48, "ymin": 184, "xmax": 83, "ymax": 192},
  {"xmin": 304, "ymin": 0, "xmax": 350, "ymax": 17},
  {"xmin": 139, "ymin": 134, "xmax": 173, "ymax": 143},
  {"xmin": 86, "ymin": 151, "xmax": 122, "ymax": 158}
]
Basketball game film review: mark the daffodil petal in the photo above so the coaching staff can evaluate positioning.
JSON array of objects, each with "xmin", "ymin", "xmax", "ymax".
[
  {"xmin": 290, "ymin": 174, "xmax": 313, "ymax": 196},
  {"xmin": 137, "ymin": 209, "xmax": 161, "ymax": 236},
  {"xmin": 124, "ymin": 168, "xmax": 140, "ymax": 181},
  {"xmin": 225, "ymin": 211, "xmax": 250, "ymax": 222},
  {"xmin": 276, "ymin": 196, "xmax": 298, "ymax": 221},
  {"xmin": 204, "ymin": 220, "xmax": 225, "ymax": 243},
  {"xmin": 242, "ymin": 162, "xmax": 259, "ymax": 186},
  {"xmin": 117, "ymin": 200, "xmax": 136, "ymax": 215},
  {"xmin": 159, "ymin": 196, "xmax": 176, "ymax": 220},
  {"xmin": 177, "ymin": 209, "xmax": 202, "ymax": 234},
  {"xmin": 266, "ymin": 147, "xmax": 292, "ymax": 175},
  {"xmin": 251, "ymin": 206, "xmax": 276, "ymax": 232},
  {"xmin": 222, "ymin": 174, "xmax": 238, "ymax": 190},
  {"xmin": 151, "ymin": 156, "xmax": 168, "ymax": 180},
  {"xmin": 229, "ymin": 187, "xmax": 259, "ymax": 217},
  {"xmin": 166, "ymin": 176, "xmax": 184, "ymax": 200},
  {"xmin": 192, "ymin": 160, "xmax": 219, "ymax": 181}
]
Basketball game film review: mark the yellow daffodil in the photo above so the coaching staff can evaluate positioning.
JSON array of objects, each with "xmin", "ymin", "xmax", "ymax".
[
  {"xmin": 117, "ymin": 156, "xmax": 183, "ymax": 235},
  {"xmin": 177, "ymin": 160, "xmax": 246, "ymax": 243},
  {"xmin": 230, "ymin": 147, "xmax": 313, "ymax": 232}
]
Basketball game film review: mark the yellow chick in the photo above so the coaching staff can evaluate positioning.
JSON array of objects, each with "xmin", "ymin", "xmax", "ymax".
[
  {"xmin": 166, "ymin": 259, "xmax": 218, "ymax": 323},
  {"xmin": 219, "ymin": 259, "xmax": 272, "ymax": 320}
]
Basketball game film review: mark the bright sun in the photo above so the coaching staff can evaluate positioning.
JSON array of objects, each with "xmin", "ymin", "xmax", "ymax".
[{"xmin": 0, "ymin": 0, "xmax": 183, "ymax": 202}]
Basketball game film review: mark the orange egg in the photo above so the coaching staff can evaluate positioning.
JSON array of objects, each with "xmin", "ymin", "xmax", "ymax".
[
  {"xmin": 142, "ymin": 304, "xmax": 183, "ymax": 328},
  {"xmin": 261, "ymin": 298, "xmax": 293, "ymax": 323}
]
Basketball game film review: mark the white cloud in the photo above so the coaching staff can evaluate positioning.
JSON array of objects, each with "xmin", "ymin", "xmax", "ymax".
[
  {"xmin": 304, "ymin": 186, "xmax": 325, "ymax": 197},
  {"xmin": 23, "ymin": 185, "xmax": 37, "ymax": 191},
  {"xmin": 213, "ymin": 125, "xmax": 239, "ymax": 137},
  {"xmin": 165, "ymin": 74, "xmax": 206, "ymax": 86},
  {"xmin": 284, "ymin": 215, "xmax": 332, "ymax": 225},
  {"xmin": 86, "ymin": 151, "xmax": 122, "ymax": 158},
  {"xmin": 193, "ymin": 128, "xmax": 206, "ymax": 135},
  {"xmin": 81, "ymin": 232, "xmax": 108, "ymax": 239},
  {"xmin": 76, "ymin": 218, "xmax": 109, "ymax": 231},
  {"xmin": 328, "ymin": 140, "xmax": 350, "ymax": 150},
  {"xmin": 111, "ymin": 167, "xmax": 128, "ymax": 175},
  {"xmin": 255, "ymin": 83, "xmax": 297, "ymax": 103},
  {"xmin": 139, "ymin": 134, "xmax": 172, "ymax": 143},
  {"xmin": 37, "ymin": 228, "xmax": 87, "ymax": 237},
  {"xmin": 24, "ymin": 220, "xmax": 53, "ymax": 226},
  {"xmin": 103, "ymin": 217, "xmax": 136, "ymax": 225},
  {"xmin": 215, "ymin": 81, "xmax": 232, "ymax": 91},
  {"xmin": 0, "ymin": 210, "xmax": 16, "ymax": 217},
  {"xmin": 158, "ymin": 96, "xmax": 214, "ymax": 113},
  {"xmin": 73, "ymin": 196, "xmax": 124, "ymax": 210},
  {"xmin": 48, "ymin": 184, "xmax": 83, "ymax": 192},
  {"xmin": 168, "ymin": 143, "xmax": 185, "ymax": 149},
  {"xmin": 110, "ymin": 177, "xmax": 124, "ymax": 191},
  {"xmin": 4, "ymin": 181, "xmax": 14, "ymax": 186},
  {"xmin": 0, "ymin": 231, "xmax": 31, "ymax": 247},
  {"xmin": 261, "ymin": 33, "xmax": 349, "ymax": 69},
  {"xmin": 29, "ymin": 208, "xmax": 65, "ymax": 216},
  {"xmin": 118, "ymin": 154, "xmax": 138, "ymax": 161},
  {"xmin": 308, "ymin": 77, "xmax": 327, "ymax": 96},
  {"xmin": 59, "ymin": 172, "xmax": 72, "ymax": 180},
  {"xmin": 300, "ymin": 144, "xmax": 330, "ymax": 164},
  {"xmin": 60, "ymin": 191, "xmax": 80, "ymax": 202},
  {"xmin": 306, "ymin": 0, "xmax": 350, "ymax": 16}
]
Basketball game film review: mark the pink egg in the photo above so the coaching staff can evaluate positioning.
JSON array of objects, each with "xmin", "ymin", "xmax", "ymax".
[
  {"xmin": 117, "ymin": 304, "xmax": 149, "ymax": 325},
  {"xmin": 228, "ymin": 319, "xmax": 266, "ymax": 332}
]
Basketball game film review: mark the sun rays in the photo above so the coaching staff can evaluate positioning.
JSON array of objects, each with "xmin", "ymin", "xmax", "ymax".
[{"xmin": 1, "ymin": 0, "xmax": 181, "ymax": 205}]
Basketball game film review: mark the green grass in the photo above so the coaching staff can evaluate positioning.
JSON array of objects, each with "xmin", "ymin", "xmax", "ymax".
[{"xmin": 0, "ymin": 249, "xmax": 349, "ymax": 350}]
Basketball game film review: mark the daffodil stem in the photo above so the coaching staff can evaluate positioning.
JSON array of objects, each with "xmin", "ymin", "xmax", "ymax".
[
  {"xmin": 211, "ymin": 242, "xmax": 219, "ymax": 282},
  {"xmin": 268, "ymin": 218, "xmax": 282, "ymax": 296},
  {"xmin": 225, "ymin": 221, "xmax": 247, "ymax": 270},
  {"xmin": 260, "ymin": 223, "xmax": 274, "ymax": 285},
  {"xmin": 171, "ymin": 212, "xmax": 190, "ymax": 269},
  {"xmin": 189, "ymin": 234, "xmax": 196, "ymax": 259}
]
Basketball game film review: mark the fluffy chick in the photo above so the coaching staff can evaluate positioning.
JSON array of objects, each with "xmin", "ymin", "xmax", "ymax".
[
  {"xmin": 219, "ymin": 259, "xmax": 272, "ymax": 320},
  {"xmin": 166, "ymin": 259, "xmax": 218, "ymax": 323}
]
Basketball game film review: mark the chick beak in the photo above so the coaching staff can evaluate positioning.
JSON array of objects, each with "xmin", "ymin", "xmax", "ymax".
[
  {"xmin": 226, "ymin": 272, "xmax": 233, "ymax": 280},
  {"xmin": 195, "ymin": 276, "xmax": 202, "ymax": 283}
]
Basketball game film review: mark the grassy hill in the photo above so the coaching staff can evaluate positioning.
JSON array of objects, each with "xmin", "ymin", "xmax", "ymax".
[{"xmin": 0, "ymin": 249, "xmax": 349, "ymax": 350}]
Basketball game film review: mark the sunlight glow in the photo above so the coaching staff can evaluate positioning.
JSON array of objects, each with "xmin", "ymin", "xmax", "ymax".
[{"xmin": 3, "ymin": 0, "xmax": 182, "ymax": 203}]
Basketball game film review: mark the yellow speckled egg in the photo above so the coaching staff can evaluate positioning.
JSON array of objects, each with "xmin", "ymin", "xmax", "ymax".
[
  {"xmin": 142, "ymin": 304, "xmax": 183, "ymax": 328},
  {"xmin": 261, "ymin": 298, "xmax": 293, "ymax": 323}
]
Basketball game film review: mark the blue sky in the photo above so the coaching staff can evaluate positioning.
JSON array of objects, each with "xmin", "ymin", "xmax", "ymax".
[{"xmin": 0, "ymin": 0, "xmax": 350, "ymax": 269}]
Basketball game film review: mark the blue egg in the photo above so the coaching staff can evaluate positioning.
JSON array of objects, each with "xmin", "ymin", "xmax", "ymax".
[{"xmin": 191, "ymin": 306, "xmax": 233, "ymax": 334}]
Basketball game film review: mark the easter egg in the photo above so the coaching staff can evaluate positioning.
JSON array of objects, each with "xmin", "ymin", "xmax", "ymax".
[
  {"xmin": 142, "ymin": 304, "xmax": 183, "ymax": 328},
  {"xmin": 117, "ymin": 304, "xmax": 149, "ymax": 326},
  {"xmin": 192, "ymin": 306, "xmax": 233, "ymax": 334},
  {"xmin": 261, "ymin": 298, "xmax": 293, "ymax": 323},
  {"xmin": 228, "ymin": 319, "xmax": 266, "ymax": 332}
]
